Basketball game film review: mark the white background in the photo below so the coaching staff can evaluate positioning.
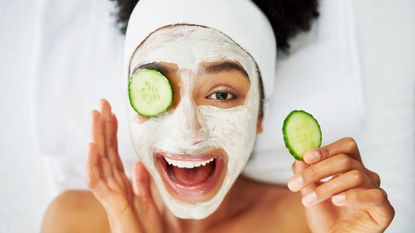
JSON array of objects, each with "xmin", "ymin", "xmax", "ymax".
[
  {"xmin": 0, "ymin": 0, "xmax": 414, "ymax": 232},
  {"xmin": 0, "ymin": 1, "xmax": 55, "ymax": 233}
]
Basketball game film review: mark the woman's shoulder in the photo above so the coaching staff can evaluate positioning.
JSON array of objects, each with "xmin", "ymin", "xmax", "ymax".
[{"xmin": 40, "ymin": 190, "xmax": 110, "ymax": 233}]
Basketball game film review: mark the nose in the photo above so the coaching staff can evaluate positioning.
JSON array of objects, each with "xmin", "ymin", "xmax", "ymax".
[{"xmin": 169, "ymin": 96, "xmax": 208, "ymax": 145}]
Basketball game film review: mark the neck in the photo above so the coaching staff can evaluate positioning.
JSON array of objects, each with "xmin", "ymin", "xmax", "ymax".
[{"xmin": 151, "ymin": 175, "xmax": 251, "ymax": 233}]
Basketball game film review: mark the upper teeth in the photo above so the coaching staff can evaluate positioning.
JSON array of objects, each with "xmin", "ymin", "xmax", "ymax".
[{"xmin": 164, "ymin": 157, "xmax": 215, "ymax": 168}]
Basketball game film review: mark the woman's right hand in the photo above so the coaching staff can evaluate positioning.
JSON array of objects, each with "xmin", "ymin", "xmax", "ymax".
[{"xmin": 87, "ymin": 99, "xmax": 163, "ymax": 233}]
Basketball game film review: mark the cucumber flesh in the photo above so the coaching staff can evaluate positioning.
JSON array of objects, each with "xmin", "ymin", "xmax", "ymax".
[
  {"xmin": 128, "ymin": 69, "xmax": 173, "ymax": 117},
  {"xmin": 282, "ymin": 110, "xmax": 322, "ymax": 160}
]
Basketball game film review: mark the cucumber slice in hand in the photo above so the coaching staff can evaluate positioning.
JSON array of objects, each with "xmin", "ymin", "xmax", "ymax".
[
  {"xmin": 282, "ymin": 110, "xmax": 322, "ymax": 160},
  {"xmin": 128, "ymin": 69, "xmax": 173, "ymax": 117}
]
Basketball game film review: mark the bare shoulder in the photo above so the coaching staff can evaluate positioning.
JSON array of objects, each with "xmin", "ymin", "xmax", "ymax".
[
  {"xmin": 41, "ymin": 190, "xmax": 110, "ymax": 233},
  {"xmin": 242, "ymin": 176, "xmax": 310, "ymax": 233}
]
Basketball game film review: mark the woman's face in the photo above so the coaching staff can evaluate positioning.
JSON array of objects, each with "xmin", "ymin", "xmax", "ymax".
[{"xmin": 128, "ymin": 25, "xmax": 261, "ymax": 219}]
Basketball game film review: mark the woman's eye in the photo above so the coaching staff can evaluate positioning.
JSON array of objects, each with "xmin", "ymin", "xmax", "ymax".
[{"xmin": 207, "ymin": 91, "xmax": 235, "ymax": 101}]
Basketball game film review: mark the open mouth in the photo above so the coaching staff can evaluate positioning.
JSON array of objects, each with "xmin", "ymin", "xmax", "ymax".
[{"xmin": 154, "ymin": 150, "xmax": 226, "ymax": 201}]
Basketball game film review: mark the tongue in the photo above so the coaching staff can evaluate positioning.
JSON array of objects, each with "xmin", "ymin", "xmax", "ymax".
[{"xmin": 171, "ymin": 162, "xmax": 214, "ymax": 185}]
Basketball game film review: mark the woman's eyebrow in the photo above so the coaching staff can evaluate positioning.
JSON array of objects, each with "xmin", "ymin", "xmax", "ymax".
[
  {"xmin": 132, "ymin": 61, "xmax": 249, "ymax": 79},
  {"xmin": 132, "ymin": 62, "xmax": 176, "ymax": 75},
  {"xmin": 203, "ymin": 61, "xmax": 249, "ymax": 80}
]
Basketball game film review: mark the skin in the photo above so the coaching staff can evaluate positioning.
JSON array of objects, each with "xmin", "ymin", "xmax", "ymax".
[{"xmin": 41, "ymin": 65, "xmax": 394, "ymax": 232}]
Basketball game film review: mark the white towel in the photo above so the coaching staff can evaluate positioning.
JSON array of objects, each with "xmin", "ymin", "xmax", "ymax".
[{"xmin": 32, "ymin": 0, "xmax": 136, "ymax": 190}]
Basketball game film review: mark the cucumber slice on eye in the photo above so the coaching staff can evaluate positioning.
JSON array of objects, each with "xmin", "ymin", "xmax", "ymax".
[
  {"xmin": 128, "ymin": 69, "xmax": 173, "ymax": 117},
  {"xmin": 282, "ymin": 110, "xmax": 322, "ymax": 160}
]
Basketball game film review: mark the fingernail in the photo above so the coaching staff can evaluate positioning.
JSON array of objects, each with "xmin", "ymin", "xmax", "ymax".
[
  {"xmin": 302, "ymin": 192, "xmax": 317, "ymax": 206},
  {"xmin": 288, "ymin": 176, "xmax": 303, "ymax": 191},
  {"xmin": 332, "ymin": 193, "xmax": 345, "ymax": 205},
  {"xmin": 306, "ymin": 150, "xmax": 321, "ymax": 163}
]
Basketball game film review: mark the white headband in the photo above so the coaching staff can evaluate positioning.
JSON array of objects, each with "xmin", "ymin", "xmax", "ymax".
[{"xmin": 124, "ymin": 0, "xmax": 277, "ymax": 105}]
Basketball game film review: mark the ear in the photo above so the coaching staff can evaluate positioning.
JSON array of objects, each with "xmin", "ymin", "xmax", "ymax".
[{"xmin": 256, "ymin": 114, "xmax": 263, "ymax": 134}]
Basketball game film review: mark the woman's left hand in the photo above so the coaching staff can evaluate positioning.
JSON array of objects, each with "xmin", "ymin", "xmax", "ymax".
[{"xmin": 288, "ymin": 137, "xmax": 395, "ymax": 233}]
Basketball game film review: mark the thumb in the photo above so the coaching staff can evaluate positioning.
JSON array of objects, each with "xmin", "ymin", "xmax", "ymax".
[
  {"xmin": 132, "ymin": 161, "xmax": 163, "ymax": 233},
  {"xmin": 132, "ymin": 161, "xmax": 153, "ymax": 200}
]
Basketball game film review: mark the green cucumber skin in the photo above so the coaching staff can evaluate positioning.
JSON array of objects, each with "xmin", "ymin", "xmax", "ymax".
[
  {"xmin": 128, "ymin": 69, "xmax": 173, "ymax": 117},
  {"xmin": 282, "ymin": 110, "xmax": 322, "ymax": 161}
]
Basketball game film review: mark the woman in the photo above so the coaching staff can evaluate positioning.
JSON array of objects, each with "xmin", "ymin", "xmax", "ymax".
[{"xmin": 41, "ymin": 0, "xmax": 394, "ymax": 232}]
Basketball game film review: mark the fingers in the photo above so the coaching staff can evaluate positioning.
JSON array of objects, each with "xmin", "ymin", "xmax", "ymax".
[
  {"xmin": 91, "ymin": 99, "xmax": 124, "ymax": 172},
  {"xmin": 102, "ymin": 100, "xmax": 125, "ymax": 172},
  {"xmin": 291, "ymin": 160, "xmax": 308, "ymax": 174},
  {"xmin": 87, "ymin": 143, "xmax": 111, "ymax": 199},
  {"xmin": 303, "ymin": 137, "xmax": 362, "ymax": 164},
  {"xmin": 332, "ymin": 188, "xmax": 395, "ymax": 228},
  {"xmin": 301, "ymin": 170, "xmax": 373, "ymax": 207},
  {"xmin": 291, "ymin": 161, "xmax": 320, "ymax": 196},
  {"xmin": 100, "ymin": 99, "xmax": 114, "ymax": 149},
  {"xmin": 108, "ymin": 147, "xmax": 125, "ymax": 173},
  {"xmin": 109, "ymin": 112, "xmax": 124, "ymax": 172},
  {"xmin": 288, "ymin": 154, "xmax": 366, "ymax": 192},
  {"xmin": 87, "ymin": 143, "xmax": 101, "ymax": 185},
  {"xmin": 332, "ymin": 188, "xmax": 388, "ymax": 207},
  {"xmin": 288, "ymin": 137, "xmax": 394, "ymax": 229},
  {"xmin": 88, "ymin": 142, "xmax": 117, "ymax": 189},
  {"xmin": 288, "ymin": 141, "xmax": 383, "ymax": 209},
  {"xmin": 88, "ymin": 99, "xmax": 126, "ymax": 193},
  {"xmin": 92, "ymin": 110, "xmax": 106, "ymax": 158},
  {"xmin": 113, "ymin": 113, "xmax": 124, "ymax": 172},
  {"xmin": 111, "ymin": 113, "xmax": 119, "ymax": 152},
  {"xmin": 102, "ymin": 157, "xmax": 114, "ymax": 181}
]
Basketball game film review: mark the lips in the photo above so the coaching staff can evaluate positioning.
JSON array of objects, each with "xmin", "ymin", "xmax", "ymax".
[{"xmin": 154, "ymin": 150, "xmax": 226, "ymax": 201}]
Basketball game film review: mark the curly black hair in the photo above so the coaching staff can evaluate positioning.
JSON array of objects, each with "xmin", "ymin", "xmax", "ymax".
[{"xmin": 109, "ymin": 0, "xmax": 319, "ymax": 51}]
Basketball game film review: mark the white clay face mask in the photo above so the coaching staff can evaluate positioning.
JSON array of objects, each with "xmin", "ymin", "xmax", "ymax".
[{"xmin": 128, "ymin": 25, "xmax": 260, "ymax": 219}]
